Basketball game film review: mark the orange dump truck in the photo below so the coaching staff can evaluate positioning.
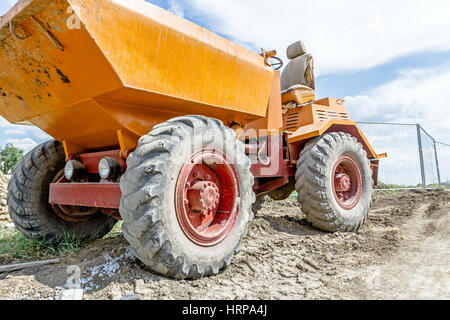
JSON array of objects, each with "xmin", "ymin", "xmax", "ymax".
[{"xmin": 0, "ymin": 0, "xmax": 385, "ymax": 278}]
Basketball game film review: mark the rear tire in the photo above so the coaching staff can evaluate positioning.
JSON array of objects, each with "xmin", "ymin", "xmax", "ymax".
[
  {"xmin": 7, "ymin": 140, "xmax": 116, "ymax": 242},
  {"xmin": 295, "ymin": 132, "xmax": 372, "ymax": 232},
  {"xmin": 120, "ymin": 116, "xmax": 255, "ymax": 279}
]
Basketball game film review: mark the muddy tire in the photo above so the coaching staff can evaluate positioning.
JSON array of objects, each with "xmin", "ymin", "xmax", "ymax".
[
  {"xmin": 7, "ymin": 140, "xmax": 116, "ymax": 242},
  {"xmin": 252, "ymin": 195, "xmax": 266, "ymax": 215},
  {"xmin": 120, "ymin": 115, "xmax": 255, "ymax": 279},
  {"xmin": 296, "ymin": 132, "xmax": 372, "ymax": 232}
]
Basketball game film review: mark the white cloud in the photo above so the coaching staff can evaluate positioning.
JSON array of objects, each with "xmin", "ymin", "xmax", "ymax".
[
  {"xmin": 4, "ymin": 127, "xmax": 27, "ymax": 135},
  {"xmin": 168, "ymin": 0, "xmax": 184, "ymax": 18},
  {"xmin": 0, "ymin": 117, "xmax": 11, "ymax": 128},
  {"xmin": 188, "ymin": 0, "xmax": 450, "ymax": 75},
  {"xmin": 0, "ymin": 0, "xmax": 16, "ymax": 16},
  {"xmin": 0, "ymin": 116, "xmax": 52, "ymax": 144},
  {"xmin": 345, "ymin": 64, "xmax": 450, "ymax": 143},
  {"xmin": 4, "ymin": 138, "xmax": 37, "ymax": 153},
  {"xmin": 31, "ymin": 128, "xmax": 52, "ymax": 140}
]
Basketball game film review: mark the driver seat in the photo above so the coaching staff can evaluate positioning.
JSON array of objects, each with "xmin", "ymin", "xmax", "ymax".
[{"xmin": 281, "ymin": 41, "xmax": 316, "ymax": 105}]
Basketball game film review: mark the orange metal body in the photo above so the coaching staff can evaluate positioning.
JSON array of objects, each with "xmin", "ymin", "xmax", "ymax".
[
  {"xmin": 284, "ymin": 98, "xmax": 386, "ymax": 161},
  {"xmin": 0, "ymin": 0, "xmax": 274, "ymax": 157},
  {"xmin": 241, "ymin": 70, "xmax": 284, "ymax": 139}
]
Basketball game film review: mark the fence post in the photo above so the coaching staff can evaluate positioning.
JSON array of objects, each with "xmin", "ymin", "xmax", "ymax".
[
  {"xmin": 416, "ymin": 124, "xmax": 426, "ymax": 188},
  {"xmin": 433, "ymin": 140, "xmax": 442, "ymax": 186}
]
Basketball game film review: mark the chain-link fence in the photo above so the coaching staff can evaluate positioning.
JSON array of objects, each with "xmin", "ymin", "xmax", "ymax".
[
  {"xmin": 357, "ymin": 122, "xmax": 448, "ymax": 190},
  {"xmin": 436, "ymin": 141, "xmax": 450, "ymax": 189}
]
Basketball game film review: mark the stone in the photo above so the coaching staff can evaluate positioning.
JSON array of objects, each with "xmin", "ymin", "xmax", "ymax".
[
  {"xmin": 109, "ymin": 288, "xmax": 122, "ymax": 300},
  {"xmin": 121, "ymin": 292, "xmax": 141, "ymax": 300},
  {"xmin": 134, "ymin": 279, "xmax": 148, "ymax": 294},
  {"xmin": 58, "ymin": 289, "xmax": 84, "ymax": 300}
]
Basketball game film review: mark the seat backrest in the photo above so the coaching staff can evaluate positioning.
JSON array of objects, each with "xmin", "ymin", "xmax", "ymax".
[{"xmin": 281, "ymin": 41, "xmax": 315, "ymax": 92}]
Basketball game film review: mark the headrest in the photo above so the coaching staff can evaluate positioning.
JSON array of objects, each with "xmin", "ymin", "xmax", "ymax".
[{"xmin": 286, "ymin": 41, "xmax": 306, "ymax": 60}]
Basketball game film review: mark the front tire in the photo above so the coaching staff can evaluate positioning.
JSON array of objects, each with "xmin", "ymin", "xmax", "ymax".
[
  {"xmin": 295, "ymin": 132, "xmax": 372, "ymax": 232},
  {"xmin": 120, "ymin": 116, "xmax": 255, "ymax": 279}
]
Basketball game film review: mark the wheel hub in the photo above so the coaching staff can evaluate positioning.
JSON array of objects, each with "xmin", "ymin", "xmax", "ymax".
[
  {"xmin": 335, "ymin": 173, "xmax": 351, "ymax": 192},
  {"xmin": 332, "ymin": 156, "xmax": 363, "ymax": 210},
  {"xmin": 176, "ymin": 148, "xmax": 240, "ymax": 247},
  {"xmin": 187, "ymin": 181, "xmax": 220, "ymax": 212}
]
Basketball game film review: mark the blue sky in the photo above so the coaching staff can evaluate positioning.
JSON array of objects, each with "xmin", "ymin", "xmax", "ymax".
[{"xmin": 0, "ymin": 0, "xmax": 449, "ymax": 183}]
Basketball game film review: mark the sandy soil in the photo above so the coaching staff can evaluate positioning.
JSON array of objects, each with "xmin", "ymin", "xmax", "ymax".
[{"xmin": 0, "ymin": 190, "xmax": 448, "ymax": 300}]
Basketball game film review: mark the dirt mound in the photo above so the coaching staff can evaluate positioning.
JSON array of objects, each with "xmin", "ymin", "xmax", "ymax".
[
  {"xmin": 354, "ymin": 192, "xmax": 450, "ymax": 299},
  {"xmin": 0, "ymin": 172, "xmax": 9, "ymax": 221}
]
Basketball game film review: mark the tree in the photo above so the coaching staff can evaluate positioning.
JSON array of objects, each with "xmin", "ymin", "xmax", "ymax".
[{"xmin": 0, "ymin": 143, "xmax": 24, "ymax": 174}]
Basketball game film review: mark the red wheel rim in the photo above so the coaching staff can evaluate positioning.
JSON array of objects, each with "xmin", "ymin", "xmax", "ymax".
[
  {"xmin": 175, "ymin": 148, "xmax": 240, "ymax": 247},
  {"xmin": 332, "ymin": 156, "xmax": 363, "ymax": 210}
]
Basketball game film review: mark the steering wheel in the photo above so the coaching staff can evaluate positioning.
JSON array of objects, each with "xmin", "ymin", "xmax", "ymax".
[{"xmin": 269, "ymin": 56, "xmax": 284, "ymax": 70}]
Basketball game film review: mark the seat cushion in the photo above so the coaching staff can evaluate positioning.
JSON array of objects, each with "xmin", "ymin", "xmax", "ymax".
[
  {"xmin": 287, "ymin": 41, "xmax": 307, "ymax": 60},
  {"xmin": 281, "ymin": 54, "xmax": 315, "ymax": 92},
  {"xmin": 281, "ymin": 85, "xmax": 316, "ymax": 105}
]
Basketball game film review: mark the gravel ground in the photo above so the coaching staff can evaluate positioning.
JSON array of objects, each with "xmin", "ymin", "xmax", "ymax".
[
  {"xmin": 0, "ymin": 189, "xmax": 448, "ymax": 300},
  {"xmin": 0, "ymin": 172, "xmax": 9, "ymax": 222}
]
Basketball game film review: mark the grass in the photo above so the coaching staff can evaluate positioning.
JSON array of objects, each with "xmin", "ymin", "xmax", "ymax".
[
  {"xmin": 0, "ymin": 225, "xmax": 83, "ymax": 263},
  {"xmin": 289, "ymin": 191, "xmax": 298, "ymax": 200},
  {"xmin": 0, "ymin": 219, "xmax": 124, "ymax": 264},
  {"xmin": 103, "ymin": 220, "xmax": 123, "ymax": 239}
]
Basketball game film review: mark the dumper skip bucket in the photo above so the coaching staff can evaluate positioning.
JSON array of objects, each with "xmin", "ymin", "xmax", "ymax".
[{"xmin": 0, "ymin": 0, "xmax": 274, "ymax": 154}]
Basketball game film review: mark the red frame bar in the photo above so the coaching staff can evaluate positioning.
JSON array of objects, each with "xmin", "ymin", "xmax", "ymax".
[
  {"xmin": 250, "ymin": 135, "xmax": 295, "ymax": 178},
  {"xmin": 50, "ymin": 149, "xmax": 125, "ymax": 209},
  {"xmin": 371, "ymin": 159, "xmax": 380, "ymax": 186},
  {"xmin": 77, "ymin": 149, "xmax": 126, "ymax": 174},
  {"xmin": 49, "ymin": 182, "xmax": 121, "ymax": 209}
]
